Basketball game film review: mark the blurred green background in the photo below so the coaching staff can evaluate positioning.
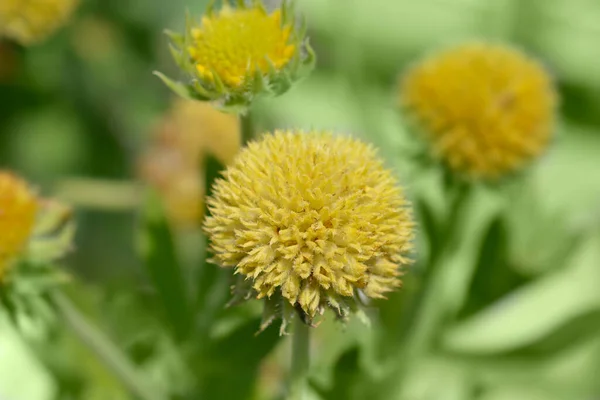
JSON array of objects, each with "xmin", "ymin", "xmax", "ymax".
[{"xmin": 1, "ymin": 0, "xmax": 600, "ymax": 399}]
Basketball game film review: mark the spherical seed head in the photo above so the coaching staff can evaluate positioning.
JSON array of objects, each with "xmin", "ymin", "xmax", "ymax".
[
  {"xmin": 0, "ymin": 0, "xmax": 78, "ymax": 45},
  {"xmin": 157, "ymin": 0, "xmax": 315, "ymax": 113},
  {"xmin": 0, "ymin": 172, "xmax": 38, "ymax": 280},
  {"xmin": 204, "ymin": 131, "xmax": 414, "ymax": 320},
  {"xmin": 139, "ymin": 100, "xmax": 240, "ymax": 228},
  {"xmin": 400, "ymin": 43, "xmax": 557, "ymax": 179}
]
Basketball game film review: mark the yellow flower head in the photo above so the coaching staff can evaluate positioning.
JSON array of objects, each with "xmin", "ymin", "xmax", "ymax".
[
  {"xmin": 0, "ymin": 171, "xmax": 38, "ymax": 280},
  {"xmin": 189, "ymin": 3, "xmax": 295, "ymax": 88},
  {"xmin": 0, "ymin": 0, "xmax": 78, "ymax": 45},
  {"xmin": 156, "ymin": 0, "xmax": 315, "ymax": 113},
  {"xmin": 400, "ymin": 42, "xmax": 557, "ymax": 179},
  {"xmin": 139, "ymin": 100, "xmax": 240, "ymax": 228},
  {"xmin": 204, "ymin": 131, "xmax": 414, "ymax": 322}
]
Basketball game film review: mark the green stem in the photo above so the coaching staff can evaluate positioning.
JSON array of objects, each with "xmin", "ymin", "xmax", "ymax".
[
  {"xmin": 240, "ymin": 111, "xmax": 255, "ymax": 145},
  {"xmin": 54, "ymin": 178, "xmax": 139, "ymax": 211},
  {"xmin": 289, "ymin": 318, "xmax": 310, "ymax": 400},
  {"xmin": 383, "ymin": 183, "xmax": 472, "ymax": 394},
  {"xmin": 50, "ymin": 291, "xmax": 166, "ymax": 400},
  {"xmin": 405, "ymin": 183, "xmax": 471, "ymax": 355}
]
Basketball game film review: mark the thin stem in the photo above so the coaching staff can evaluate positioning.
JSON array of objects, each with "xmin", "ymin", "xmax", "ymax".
[
  {"xmin": 240, "ymin": 110, "xmax": 255, "ymax": 145},
  {"xmin": 386, "ymin": 182, "xmax": 473, "ymax": 395},
  {"xmin": 405, "ymin": 182, "xmax": 471, "ymax": 354},
  {"xmin": 54, "ymin": 178, "xmax": 140, "ymax": 211},
  {"xmin": 289, "ymin": 317, "xmax": 310, "ymax": 400},
  {"xmin": 50, "ymin": 291, "xmax": 166, "ymax": 400}
]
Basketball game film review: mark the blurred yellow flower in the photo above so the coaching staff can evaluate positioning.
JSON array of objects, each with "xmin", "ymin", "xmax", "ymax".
[
  {"xmin": 0, "ymin": 171, "xmax": 38, "ymax": 280},
  {"xmin": 204, "ymin": 131, "xmax": 414, "ymax": 320},
  {"xmin": 139, "ymin": 100, "xmax": 240, "ymax": 228},
  {"xmin": 70, "ymin": 16, "xmax": 119, "ymax": 63},
  {"xmin": 0, "ymin": 0, "xmax": 78, "ymax": 45},
  {"xmin": 400, "ymin": 43, "xmax": 557, "ymax": 179}
]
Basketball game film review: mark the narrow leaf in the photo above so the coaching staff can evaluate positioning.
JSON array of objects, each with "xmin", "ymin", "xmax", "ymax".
[
  {"xmin": 164, "ymin": 29, "xmax": 184, "ymax": 47},
  {"xmin": 138, "ymin": 190, "xmax": 192, "ymax": 341},
  {"xmin": 195, "ymin": 154, "xmax": 228, "ymax": 325},
  {"xmin": 153, "ymin": 71, "xmax": 193, "ymax": 100}
]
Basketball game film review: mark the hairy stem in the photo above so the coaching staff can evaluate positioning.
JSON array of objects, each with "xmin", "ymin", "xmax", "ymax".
[{"xmin": 289, "ymin": 317, "xmax": 310, "ymax": 400}]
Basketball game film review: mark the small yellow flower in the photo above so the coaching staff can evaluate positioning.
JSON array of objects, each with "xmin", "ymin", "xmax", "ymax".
[
  {"xmin": 139, "ymin": 100, "xmax": 240, "ymax": 227},
  {"xmin": 0, "ymin": 171, "xmax": 38, "ymax": 280},
  {"xmin": 156, "ymin": 0, "xmax": 315, "ymax": 112},
  {"xmin": 204, "ymin": 131, "xmax": 414, "ymax": 321},
  {"xmin": 400, "ymin": 43, "xmax": 557, "ymax": 179},
  {"xmin": 0, "ymin": 0, "xmax": 78, "ymax": 45},
  {"xmin": 189, "ymin": 4, "xmax": 295, "ymax": 88}
]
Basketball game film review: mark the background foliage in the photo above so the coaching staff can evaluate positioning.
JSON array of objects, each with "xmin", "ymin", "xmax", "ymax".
[{"xmin": 1, "ymin": 0, "xmax": 600, "ymax": 399}]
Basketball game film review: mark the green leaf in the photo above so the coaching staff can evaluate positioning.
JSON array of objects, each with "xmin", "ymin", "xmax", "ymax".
[
  {"xmin": 198, "ymin": 318, "xmax": 280, "ymax": 400},
  {"xmin": 402, "ymin": 184, "xmax": 503, "ymax": 357},
  {"xmin": 442, "ymin": 235, "xmax": 600, "ymax": 354},
  {"xmin": 414, "ymin": 196, "xmax": 441, "ymax": 268},
  {"xmin": 479, "ymin": 387, "xmax": 574, "ymax": 400},
  {"xmin": 167, "ymin": 43, "xmax": 186, "ymax": 69},
  {"xmin": 281, "ymin": 0, "xmax": 294, "ymax": 26},
  {"xmin": 259, "ymin": 293, "xmax": 281, "ymax": 333},
  {"xmin": 0, "ymin": 315, "xmax": 56, "ymax": 400},
  {"xmin": 441, "ymin": 186, "xmax": 505, "ymax": 316},
  {"xmin": 273, "ymin": 69, "xmax": 293, "ymax": 95},
  {"xmin": 0, "ymin": 284, "xmax": 19, "ymax": 324},
  {"xmin": 192, "ymin": 80, "xmax": 216, "ymax": 101},
  {"xmin": 137, "ymin": 191, "xmax": 192, "ymax": 341},
  {"xmin": 254, "ymin": 0, "xmax": 267, "ymax": 14},
  {"xmin": 311, "ymin": 346, "xmax": 362, "ymax": 400},
  {"xmin": 195, "ymin": 154, "xmax": 230, "ymax": 334},
  {"xmin": 209, "ymin": 67, "xmax": 226, "ymax": 94},
  {"xmin": 163, "ymin": 30, "xmax": 184, "ymax": 47},
  {"xmin": 264, "ymin": 56, "xmax": 278, "ymax": 80},
  {"xmin": 203, "ymin": 153, "xmax": 225, "ymax": 210},
  {"xmin": 387, "ymin": 356, "xmax": 474, "ymax": 400},
  {"xmin": 458, "ymin": 217, "xmax": 525, "ymax": 319},
  {"xmin": 153, "ymin": 71, "xmax": 194, "ymax": 100},
  {"xmin": 50, "ymin": 292, "xmax": 166, "ymax": 400},
  {"xmin": 27, "ymin": 223, "xmax": 76, "ymax": 264},
  {"xmin": 205, "ymin": 0, "xmax": 215, "ymax": 16},
  {"xmin": 252, "ymin": 66, "xmax": 267, "ymax": 94},
  {"xmin": 296, "ymin": 15, "xmax": 308, "ymax": 42},
  {"xmin": 301, "ymin": 42, "xmax": 317, "ymax": 73},
  {"xmin": 468, "ymin": 335, "xmax": 600, "ymax": 397}
]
